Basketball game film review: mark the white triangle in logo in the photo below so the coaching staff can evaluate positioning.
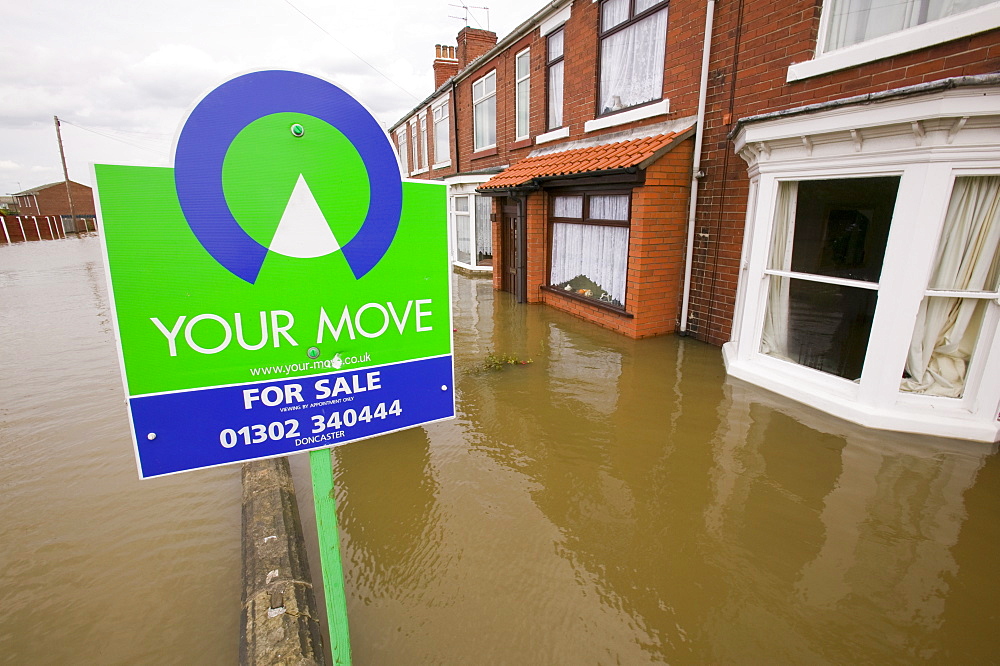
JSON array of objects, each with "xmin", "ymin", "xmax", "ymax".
[{"xmin": 268, "ymin": 174, "xmax": 340, "ymax": 258}]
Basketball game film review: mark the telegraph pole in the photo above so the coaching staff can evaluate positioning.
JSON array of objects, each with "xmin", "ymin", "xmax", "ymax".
[{"xmin": 54, "ymin": 116, "xmax": 78, "ymax": 230}]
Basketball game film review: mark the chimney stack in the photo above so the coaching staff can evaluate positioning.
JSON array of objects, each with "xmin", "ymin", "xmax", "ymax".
[
  {"xmin": 433, "ymin": 44, "xmax": 459, "ymax": 89},
  {"xmin": 456, "ymin": 27, "xmax": 498, "ymax": 69}
]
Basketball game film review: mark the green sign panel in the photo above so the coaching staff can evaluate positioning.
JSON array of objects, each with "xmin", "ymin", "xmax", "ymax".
[{"xmin": 96, "ymin": 71, "xmax": 454, "ymax": 478}]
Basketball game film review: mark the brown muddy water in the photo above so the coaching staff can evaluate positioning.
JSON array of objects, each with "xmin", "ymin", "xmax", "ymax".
[{"xmin": 3, "ymin": 235, "xmax": 1000, "ymax": 664}]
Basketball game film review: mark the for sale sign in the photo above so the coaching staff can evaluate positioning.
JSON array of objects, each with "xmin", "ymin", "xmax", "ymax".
[{"xmin": 95, "ymin": 70, "xmax": 454, "ymax": 478}]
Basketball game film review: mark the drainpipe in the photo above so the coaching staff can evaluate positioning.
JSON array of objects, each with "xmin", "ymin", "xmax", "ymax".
[{"xmin": 679, "ymin": 0, "xmax": 715, "ymax": 335}]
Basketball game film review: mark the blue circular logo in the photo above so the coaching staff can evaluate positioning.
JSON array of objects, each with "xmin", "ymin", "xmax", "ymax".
[{"xmin": 174, "ymin": 70, "xmax": 402, "ymax": 284}]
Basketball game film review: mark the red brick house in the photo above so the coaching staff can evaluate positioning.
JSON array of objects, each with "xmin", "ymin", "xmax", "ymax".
[
  {"xmin": 12, "ymin": 180, "xmax": 97, "ymax": 232},
  {"xmin": 393, "ymin": 0, "xmax": 1000, "ymax": 441}
]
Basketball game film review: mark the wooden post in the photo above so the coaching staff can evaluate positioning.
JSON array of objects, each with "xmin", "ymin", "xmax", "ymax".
[
  {"xmin": 309, "ymin": 448, "xmax": 352, "ymax": 665},
  {"xmin": 54, "ymin": 116, "xmax": 77, "ymax": 228}
]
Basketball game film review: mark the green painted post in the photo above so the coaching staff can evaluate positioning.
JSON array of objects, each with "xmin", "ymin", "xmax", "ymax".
[{"xmin": 309, "ymin": 448, "xmax": 352, "ymax": 666}]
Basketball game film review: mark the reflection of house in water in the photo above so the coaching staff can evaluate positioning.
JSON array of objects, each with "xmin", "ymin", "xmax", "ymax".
[{"xmin": 705, "ymin": 378, "xmax": 993, "ymax": 659}]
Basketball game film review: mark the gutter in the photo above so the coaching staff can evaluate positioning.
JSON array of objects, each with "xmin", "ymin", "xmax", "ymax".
[
  {"xmin": 679, "ymin": 0, "xmax": 716, "ymax": 335},
  {"xmin": 727, "ymin": 73, "xmax": 1000, "ymax": 140}
]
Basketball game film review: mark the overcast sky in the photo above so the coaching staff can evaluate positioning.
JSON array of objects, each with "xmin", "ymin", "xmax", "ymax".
[{"xmin": 1, "ymin": 0, "xmax": 543, "ymax": 194}]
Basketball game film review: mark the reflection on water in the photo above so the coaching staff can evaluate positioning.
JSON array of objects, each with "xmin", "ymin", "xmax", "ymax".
[
  {"xmin": 318, "ymin": 272, "xmax": 1000, "ymax": 664},
  {"xmin": 0, "ymin": 236, "xmax": 241, "ymax": 663}
]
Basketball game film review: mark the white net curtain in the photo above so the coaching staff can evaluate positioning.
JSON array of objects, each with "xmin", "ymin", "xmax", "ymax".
[
  {"xmin": 599, "ymin": 0, "xmax": 667, "ymax": 113},
  {"xmin": 550, "ymin": 224, "xmax": 629, "ymax": 306},
  {"xmin": 824, "ymin": 0, "xmax": 995, "ymax": 51}
]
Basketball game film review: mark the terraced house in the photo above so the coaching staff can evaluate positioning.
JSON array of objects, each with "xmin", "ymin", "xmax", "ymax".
[{"xmin": 392, "ymin": 0, "xmax": 1000, "ymax": 442}]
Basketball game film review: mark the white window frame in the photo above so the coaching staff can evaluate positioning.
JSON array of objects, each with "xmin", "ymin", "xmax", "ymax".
[
  {"xmin": 473, "ymin": 70, "xmax": 497, "ymax": 152},
  {"xmin": 447, "ymin": 184, "xmax": 494, "ymax": 272},
  {"xmin": 396, "ymin": 127, "xmax": 409, "ymax": 175},
  {"xmin": 725, "ymin": 87, "xmax": 1000, "ymax": 442},
  {"xmin": 787, "ymin": 2, "xmax": 1000, "ymax": 82},
  {"xmin": 515, "ymin": 48, "xmax": 531, "ymax": 141},
  {"xmin": 432, "ymin": 97, "xmax": 451, "ymax": 168}
]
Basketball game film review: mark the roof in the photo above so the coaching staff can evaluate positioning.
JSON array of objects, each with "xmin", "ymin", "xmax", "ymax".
[
  {"xmin": 478, "ymin": 128, "xmax": 693, "ymax": 191},
  {"xmin": 12, "ymin": 180, "xmax": 88, "ymax": 196}
]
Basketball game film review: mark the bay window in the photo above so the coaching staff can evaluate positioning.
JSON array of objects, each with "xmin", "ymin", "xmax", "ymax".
[
  {"xmin": 515, "ymin": 49, "xmax": 530, "ymax": 141},
  {"xmin": 598, "ymin": 0, "xmax": 668, "ymax": 115},
  {"xmin": 473, "ymin": 71, "xmax": 497, "ymax": 151},
  {"xmin": 451, "ymin": 194, "xmax": 494, "ymax": 269},
  {"xmin": 549, "ymin": 193, "xmax": 630, "ymax": 308},
  {"xmin": 547, "ymin": 29, "xmax": 564, "ymax": 130}
]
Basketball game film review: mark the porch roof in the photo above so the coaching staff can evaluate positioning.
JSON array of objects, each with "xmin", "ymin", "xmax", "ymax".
[{"xmin": 478, "ymin": 127, "xmax": 693, "ymax": 192}]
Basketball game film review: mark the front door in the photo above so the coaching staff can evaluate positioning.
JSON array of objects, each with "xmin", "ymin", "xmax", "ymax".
[{"xmin": 501, "ymin": 199, "xmax": 526, "ymax": 302}]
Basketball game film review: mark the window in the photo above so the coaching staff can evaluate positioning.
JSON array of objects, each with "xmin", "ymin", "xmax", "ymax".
[
  {"xmin": 451, "ymin": 194, "xmax": 494, "ymax": 268},
  {"xmin": 418, "ymin": 115, "xmax": 428, "ymax": 170},
  {"xmin": 432, "ymin": 101, "xmax": 450, "ymax": 165},
  {"xmin": 549, "ymin": 192, "xmax": 631, "ymax": 308},
  {"xmin": 598, "ymin": 0, "xmax": 668, "ymax": 115},
  {"xmin": 901, "ymin": 176, "xmax": 1000, "ymax": 397},
  {"xmin": 453, "ymin": 196, "xmax": 472, "ymax": 264},
  {"xmin": 473, "ymin": 71, "xmax": 497, "ymax": 151},
  {"xmin": 821, "ymin": 0, "xmax": 996, "ymax": 52},
  {"xmin": 515, "ymin": 49, "xmax": 531, "ymax": 140},
  {"xmin": 396, "ymin": 128, "xmax": 408, "ymax": 174},
  {"xmin": 761, "ymin": 177, "xmax": 898, "ymax": 380},
  {"xmin": 475, "ymin": 196, "xmax": 493, "ymax": 266},
  {"xmin": 547, "ymin": 30, "xmax": 564, "ymax": 130}
]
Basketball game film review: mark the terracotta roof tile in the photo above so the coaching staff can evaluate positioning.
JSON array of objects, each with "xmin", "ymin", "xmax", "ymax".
[{"xmin": 479, "ymin": 129, "xmax": 692, "ymax": 191}]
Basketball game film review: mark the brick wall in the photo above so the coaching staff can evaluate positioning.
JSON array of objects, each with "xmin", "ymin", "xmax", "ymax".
[
  {"xmin": 17, "ymin": 181, "xmax": 96, "ymax": 218},
  {"xmin": 686, "ymin": 0, "xmax": 1000, "ymax": 347}
]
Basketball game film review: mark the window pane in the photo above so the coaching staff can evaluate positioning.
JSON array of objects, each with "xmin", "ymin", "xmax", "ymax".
[
  {"xmin": 761, "ymin": 276, "xmax": 878, "ymax": 381},
  {"xmin": 635, "ymin": 0, "xmax": 667, "ymax": 12},
  {"xmin": 548, "ymin": 60, "xmax": 564, "ymax": 129},
  {"xmin": 474, "ymin": 95, "xmax": 496, "ymax": 149},
  {"xmin": 516, "ymin": 77, "xmax": 529, "ymax": 138},
  {"xmin": 548, "ymin": 29, "xmax": 564, "ymax": 61},
  {"xmin": 927, "ymin": 176, "xmax": 1000, "ymax": 292},
  {"xmin": 824, "ymin": 0, "xmax": 995, "ymax": 51},
  {"xmin": 454, "ymin": 213, "xmax": 471, "ymax": 264},
  {"xmin": 599, "ymin": 9, "xmax": 667, "ymax": 113},
  {"xmin": 473, "ymin": 79, "xmax": 485, "ymax": 100},
  {"xmin": 434, "ymin": 110, "xmax": 449, "ymax": 164},
  {"xmin": 787, "ymin": 177, "xmax": 899, "ymax": 282},
  {"xmin": 516, "ymin": 50, "xmax": 530, "ymax": 79},
  {"xmin": 453, "ymin": 196, "xmax": 469, "ymax": 212},
  {"xmin": 553, "ymin": 195, "xmax": 583, "ymax": 218},
  {"xmin": 485, "ymin": 72, "xmax": 496, "ymax": 95},
  {"xmin": 475, "ymin": 196, "xmax": 493, "ymax": 266},
  {"xmin": 602, "ymin": 0, "xmax": 630, "ymax": 31},
  {"xmin": 589, "ymin": 194, "xmax": 629, "ymax": 221},
  {"xmin": 550, "ymin": 222, "xmax": 629, "ymax": 307}
]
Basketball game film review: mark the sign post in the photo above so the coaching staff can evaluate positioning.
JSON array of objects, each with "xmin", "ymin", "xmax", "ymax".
[{"xmin": 95, "ymin": 70, "xmax": 454, "ymax": 663}]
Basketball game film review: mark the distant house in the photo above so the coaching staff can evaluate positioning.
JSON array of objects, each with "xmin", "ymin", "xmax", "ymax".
[{"xmin": 12, "ymin": 180, "xmax": 96, "ymax": 232}]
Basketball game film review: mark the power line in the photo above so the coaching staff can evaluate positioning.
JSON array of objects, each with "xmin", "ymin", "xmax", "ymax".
[
  {"xmin": 58, "ymin": 119, "xmax": 169, "ymax": 157},
  {"xmin": 281, "ymin": 0, "xmax": 421, "ymax": 102}
]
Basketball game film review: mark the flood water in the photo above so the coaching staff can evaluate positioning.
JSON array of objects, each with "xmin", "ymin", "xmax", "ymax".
[
  {"xmin": 3, "ymin": 235, "xmax": 1000, "ymax": 664},
  {"xmin": 0, "ymin": 236, "xmax": 241, "ymax": 663}
]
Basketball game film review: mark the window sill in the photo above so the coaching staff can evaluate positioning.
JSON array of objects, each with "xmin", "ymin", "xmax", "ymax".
[
  {"xmin": 541, "ymin": 285, "xmax": 633, "ymax": 317},
  {"xmin": 410, "ymin": 167, "xmax": 429, "ymax": 176},
  {"xmin": 511, "ymin": 137, "xmax": 533, "ymax": 150},
  {"xmin": 471, "ymin": 146, "xmax": 498, "ymax": 160},
  {"xmin": 787, "ymin": 5, "xmax": 1000, "ymax": 82},
  {"xmin": 585, "ymin": 99, "xmax": 670, "ymax": 133},
  {"xmin": 536, "ymin": 127, "xmax": 570, "ymax": 144},
  {"xmin": 432, "ymin": 161, "xmax": 452, "ymax": 170}
]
